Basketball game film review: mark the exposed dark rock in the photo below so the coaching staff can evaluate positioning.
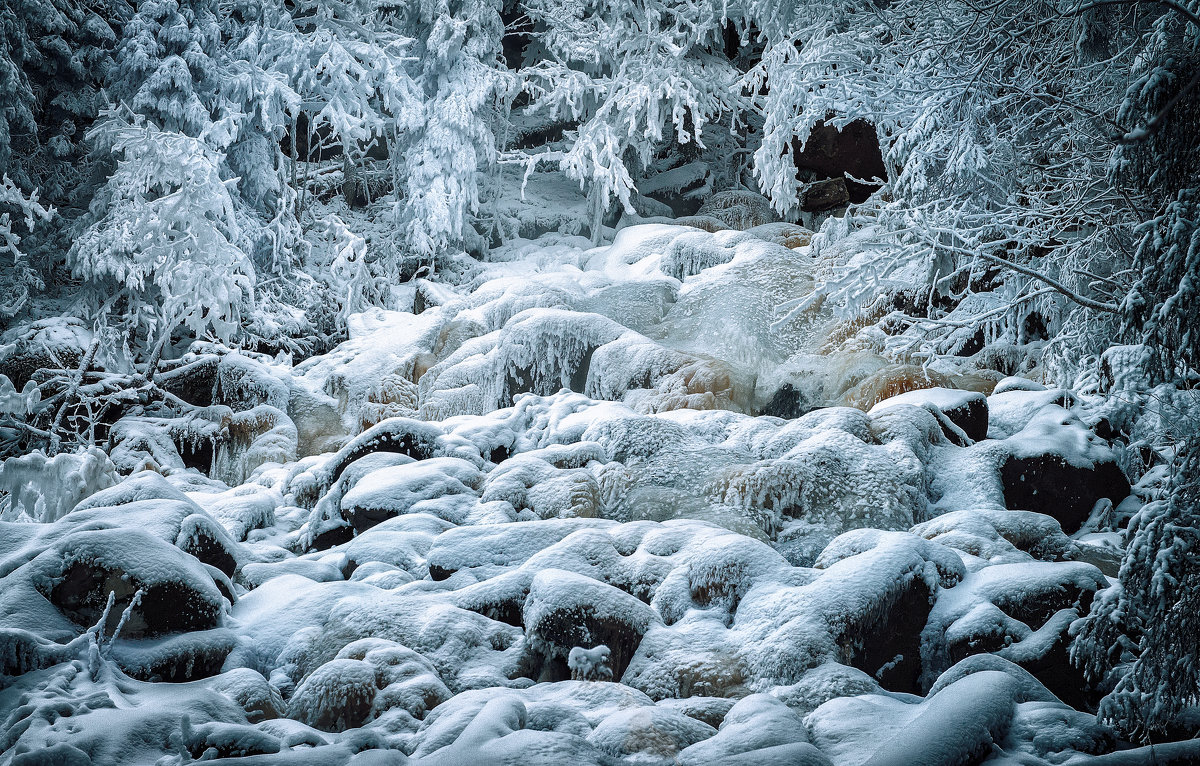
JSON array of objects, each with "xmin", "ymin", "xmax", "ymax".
[
  {"xmin": 1001, "ymin": 454, "xmax": 1130, "ymax": 534},
  {"xmin": 49, "ymin": 561, "xmax": 222, "ymax": 639},
  {"xmin": 760, "ymin": 383, "xmax": 810, "ymax": 419},
  {"xmin": 955, "ymin": 328, "xmax": 987, "ymax": 357},
  {"xmin": 640, "ymin": 160, "xmax": 711, "ymax": 217},
  {"xmin": 1011, "ymin": 628, "xmax": 1098, "ymax": 712},
  {"xmin": 942, "ymin": 394, "xmax": 989, "ymax": 444},
  {"xmin": 502, "ymin": 347, "xmax": 599, "ymax": 408},
  {"xmin": 802, "ymin": 177, "xmax": 850, "ymax": 212},
  {"xmin": 156, "ymin": 356, "xmax": 220, "ymax": 407},
  {"xmin": 327, "ymin": 419, "xmax": 443, "ymax": 485},
  {"xmin": 179, "ymin": 525, "xmax": 240, "ymax": 578},
  {"xmin": 991, "ymin": 578, "xmax": 1097, "ymax": 631},
  {"xmin": 870, "ymin": 387, "xmax": 988, "ymax": 444},
  {"xmin": 310, "ymin": 523, "xmax": 355, "ymax": 551},
  {"xmin": 837, "ymin": 575, "xmax": 933, "ymax": 694},
  {"xmin": 792, "ymin": 119, "xmax": 888, "ymax": 203}
]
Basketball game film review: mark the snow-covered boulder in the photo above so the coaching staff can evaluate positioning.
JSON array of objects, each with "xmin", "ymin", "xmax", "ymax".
[
  {"xmin": 208, "ymin": 667, "xmax": 286, "ymax": 722},
  {"xmin": 808, "ymin": 670, "xmax": 1022, "ymax": 766},
  {"xmin": 921, "ymin": 559, "xmax": 1107, "ymax": 699},
  {"xmin": 339, "ymin": 457, "xmax": 484, "ymax": 531},
  {"xmin": 288, "ymin": 657, "xmax": 379, "ymax": 731},
  {"xmin": 0, "ymin": 316, "xmax": 94, "ymax": 389},
  {"xmin": 586, "ymin": 706, "xmax": 716, "ymax": 760},
  {"xmin": 911, "ymin": 508, "xmax": 1076, "ymax": 565},
  {"xmin": 696, "ymin": 190, "xmax": 778, "ymax": 230},
  {"xmin": 1000, "ymin": 406, "xmax": 1131, "ymax": 532},
  {"xmin": 523, "ymin": 569, "xmax": 660, "ymax": 682},
  {"xmin": 676, "ymin": 694, "xmax": 813, "ymax": 764},
  {"xmin": 870, "ymin": 387, "xmax": 988, "ymax": 444}
]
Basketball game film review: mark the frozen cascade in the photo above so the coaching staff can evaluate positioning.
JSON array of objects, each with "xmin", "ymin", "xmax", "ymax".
[{"xmin": 0, "ymin": 223, "xmax": 1174, "ymax": 765}]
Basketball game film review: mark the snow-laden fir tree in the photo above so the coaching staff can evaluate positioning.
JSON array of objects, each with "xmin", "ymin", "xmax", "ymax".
[
  {"xmin": 1071, "ymin": 421, "xmax": 1200, "ymax": 740},
  {"xmin": 107, "ymin": 0, "xmax": 225, "ymax": 138},
  {"xmin": 396, "ymin": 0, "xmax": 512, "ymax": 263},
  {"xmin": 67, "ymin": 115, "xmax": 254, "ymax": 347},
  {"xmin": 512, "ymin": 0, "xmax": 744, "ymax": 233},
  {"xmin": 0, "ymin": 176, "xmax": 54, "ymax": 318}
]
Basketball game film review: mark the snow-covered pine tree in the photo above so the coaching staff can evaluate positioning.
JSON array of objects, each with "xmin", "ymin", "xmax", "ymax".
[
  {"xmin": 68, "ymin": 115, "xmax": 254, "ymax": 347},
  {"xmin": 1069, "ymin": 0, "xmax": 1200, "ymax": 738},
  {"xmin": 220, "ymin": 0, "xmax": 303, "ymax": 275},
  {"xmin": 758, "ymin": 0, "xmax": 1187, "ymax": 378},
  {"xmin": 0, "ymin": 0, "xmax": 125, "ymax": 321},
  {"xmin": 0, "ymin": 0, "xmax": 127, "ymax": 198},
  {"xmin": 67, "ymin": 0, "xmax": 255, "ymax": 353},
  {"xmin": 0, "ymin": 175, "xmax": 54, "ymax": 318},
  {"xmin": 107, "ymin": 0, "xmax": 225, "ymax": 138},
  {"xmin": 512, "ymin": 0, "xmax": 742, "ymax": 233},
  {"xmin": 253, "ymin": 0, "xmax": 421, "ymax": 317},
  {"xmin": 393, "ymin": 0, "xmax": 512, "ymax": 264},
  {"xmin": 1071, "ymin": 420, "xmax": 1200, "ymax": 739}
]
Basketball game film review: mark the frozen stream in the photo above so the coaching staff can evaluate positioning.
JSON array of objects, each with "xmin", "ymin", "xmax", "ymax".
[{"xmin": 1, "ymin": 222, "xmax": 1177, "ymax": 765}]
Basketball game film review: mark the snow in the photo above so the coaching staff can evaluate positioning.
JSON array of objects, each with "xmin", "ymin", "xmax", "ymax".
[
  {"xmin": 339, "ymin": 457, "xmax": 485, "ymax": 529},
  {"xmin": 0, "ymin": 222, "xmax": 1173, "ymax": 762},
  {"xmin": 5, "ymin": 0, "xmax": 1195, "ymax": 749},
  {"xmin": 567, "ymin": 645, "xmax": 612, "ymax": 681},
  {"xmin": 808, "ymin": 670, "xmax": 1021, "ymax": 766},
  {"xmin": 586, "ymin": 705, "xmax": 716, "ymax": 761},
  {"xmin": 0, "ymin": 448, "xmax": 116, "ymax": 522},
  {"xmin": 288, "ymin": 657, "xmax": 380, "ymax": 731},
  {"xmin": 869, "ymin": 386, "xmax": 985, "ymax": 414}
]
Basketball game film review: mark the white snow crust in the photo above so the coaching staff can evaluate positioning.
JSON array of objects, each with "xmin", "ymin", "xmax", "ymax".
[{"xmin": 0, "ymin": 224, "xmax": 1151, "ymax": 765}]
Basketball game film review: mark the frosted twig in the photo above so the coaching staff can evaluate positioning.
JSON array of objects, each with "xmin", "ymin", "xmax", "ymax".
[
  {"xmin": 107, "ymin": 589, "xmax": 145, "ymax": 648},
  {"xmin": 47, "ymin": 338, "xmax": 101, "ymax": 456}
]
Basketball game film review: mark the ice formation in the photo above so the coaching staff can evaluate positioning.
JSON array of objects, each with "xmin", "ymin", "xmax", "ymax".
[{"xmin": 2, "ymin": 223, "xmax": 1192, "ymax": 765}]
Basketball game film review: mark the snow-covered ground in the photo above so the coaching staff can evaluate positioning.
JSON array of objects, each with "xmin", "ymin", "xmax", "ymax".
[{"xmin": 1, "ymin": 224, "xmax": 1192, "ymax": 765}]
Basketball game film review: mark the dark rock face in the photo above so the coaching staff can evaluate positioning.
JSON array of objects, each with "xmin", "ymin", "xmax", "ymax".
[
  {"xmin": 792, "ymin": 119, "xmax": 887, "ymax": 204},
  {"xmin": 1001, "ymin": 454, "xmax": 1130, "ymax": 533},
  {"xmin": 837, "ymin": 575, "xmax": 933, "ymax": 695},
  {"xmin": 1013, "ymin": 630, "xmax": 1098, "ymax": 712},
  {"xmin": 328, "ymin": 419, "xmax": 443, "ymax": 485},
  {"xmin": 760, "ymin": 383, "xmax": 811, "ymax": 419},
  {"xmin": 350, "ymin": 505, "xmax": 395, "ymax": 535},
  {"xmin": 525, "ymin": 605, "xmax": 648, "ymax": 683},
  {"xmin": 941, "ymin": 395, "xmax": 989, "ymax": 444},
  {"xmin": 178, "ymin": 526, "xmax": 240, "ymax": 578},
  {"xmin": 309, "ymin": 523, "xmax": 355, "ymax": 551},
  {"xmin": 802, "ymin": 177, "xmax": 850, "ymax": 212},
  {"xmin": 49, "ymin": 561, "xmax": 223, "ymax": 639},
  {"xmin": 522, "ymin": 573, "xmax": 657, "ymax": 685},
  {"xmin": 157, "ymin": 356, "xmax": 220, "ymax": 407},
  {"xmin": 991, "ymin": 579, "xmax": 1097, "ymax": 632},
  {"xmin": 641, "ymin": 161, "xmax": 711, "ymax": 217},
  {"xmin": 502, "ymin": 347, "xmax": 598, "ymax": 409}
]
